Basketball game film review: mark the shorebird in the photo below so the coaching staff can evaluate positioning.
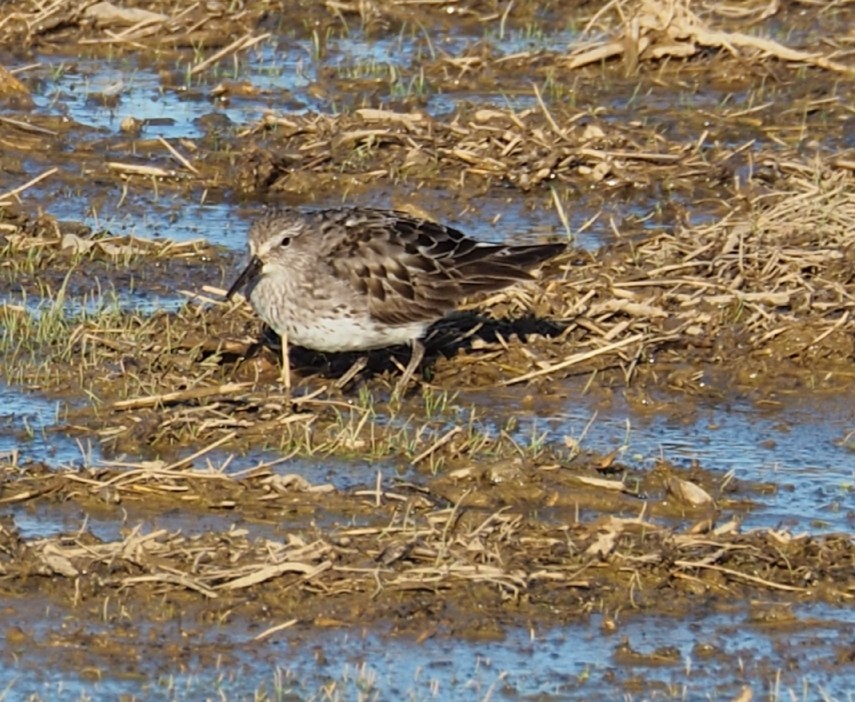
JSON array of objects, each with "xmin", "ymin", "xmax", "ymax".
[{"xmin": 226, "ymin": 207, "xmax": 564, "ymax": 395}]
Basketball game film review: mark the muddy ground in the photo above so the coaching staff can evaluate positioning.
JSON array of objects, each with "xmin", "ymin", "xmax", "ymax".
[{"xmin": 1, "ymin": 0, "xmax": 854, "ymax": 698}]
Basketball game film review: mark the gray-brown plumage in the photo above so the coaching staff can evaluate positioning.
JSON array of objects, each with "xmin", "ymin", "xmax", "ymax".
[{"xmin": 226, "ymin": 207, "xmax": 564, "ymax": 393}]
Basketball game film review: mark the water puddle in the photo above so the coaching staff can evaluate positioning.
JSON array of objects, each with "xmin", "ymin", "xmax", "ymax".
[
  {"xmin": 503, "ymin": 390, "xmax": 855, "ymax": 533},
  {"xmin": 24, "ymin": 28, "xmax": 584, "ymax": 140},
  {"xmin": 2, "ymin": 286, "xmax": 186, "ymax": 320},
  {"xmin": 0, "ymin": 383, "xmax": 92, "ymax": 468},
  {"xmin": 31, "ymin": 58, "xmax": 269, "ymax": 140},
  {"xmin": 0, "ymin": 596, "xmax": 850, "ymax": 700}
]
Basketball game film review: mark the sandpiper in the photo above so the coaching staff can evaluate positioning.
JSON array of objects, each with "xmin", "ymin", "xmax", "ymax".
[{"xmin": 226, "ymin": 207, "xmax": 564, "ymax": 394}]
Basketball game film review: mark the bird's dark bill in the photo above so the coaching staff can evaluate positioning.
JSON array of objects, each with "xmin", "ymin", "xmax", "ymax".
[{"xmin": 226, "ymin": 255, "xmax": 263, "ymax": 299}]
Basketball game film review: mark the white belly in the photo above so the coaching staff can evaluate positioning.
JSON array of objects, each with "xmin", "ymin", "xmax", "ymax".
[
  {"xmin": 285, "ymin": 317, "xmax": 426, "ymax": 352},
  {"xmin": 248, "ymin": 272, "xmax": 426, "ymax": 352}
]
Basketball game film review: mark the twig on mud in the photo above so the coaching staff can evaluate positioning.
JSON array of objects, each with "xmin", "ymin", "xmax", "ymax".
[
  {"xmin": 253, "ymin": 619, "xmax": 299, "ymax": 641},
  {"xmin": 550, "ymin": 185, "xmax": 573, "ymax": 240},
  {"xmin": 785, "ymin": 310, "xmax": 850, "ymax": 359},
  {"xmin": 106, "ymin": 162, "xmax": 176, "ymax": 178},
  {"xmin": 832, "ymin": 158, "xmax": 855, "ymax": 172},
  {"xmin": 0, "ymin": 486, "xmax": 52, "ymax": 504},
  {"xmin": 501, "ymin": 334, "xmax": 645, "ymax": 385},
  {"xmin": 0, "ymin": 166, "xmax": 58, "ymax": 204},
  {"xmin": 532, "ymin": 82, "xmax": 566, "ymax": 139},
  {"xmin": 572, "ymin": 475, "xmax": 633, "ymax": 493},
  {"xmin": 578, "ymin": 147, "xmax": 683, "ymax": 163},
  {"xmin": 0, "ymin": 115, "xmax": 57, "ymax": 136},
  {"xmin": 112, "ymin": 382, "xmax": 252, "ymax": 410},
  {"xmin": 179, "ymin": 288, "xmax": 228, "ymax": 305},
  {"xmin": 120, "ymin": 572, "xmax": 219, "ymax": 598},
  {"xmin": 672, "ymin": 560, "xmax": 808, "ymax": 593},
  {"xmin": 219, "ymin": 560, "xmax": 332, "ymax": 590},
  {"xmin": 189, "ymin": 32, "xmax": 271, "ymax": 76},
  {"xmin": 411, "ymin": 426, "xmax": 462, "ymax": 465},
  {"xmin": 156, "ymin": 136, "xmax": 199, "ymax": 175},
  {"xmin": 165, "ymin": 431, "xmax": 238, "ymax": 471}
]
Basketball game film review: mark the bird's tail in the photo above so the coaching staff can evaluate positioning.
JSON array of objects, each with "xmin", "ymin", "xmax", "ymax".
[{"xmin": 457, "ymin": 242, "xmax": 565, "ymax": 295}]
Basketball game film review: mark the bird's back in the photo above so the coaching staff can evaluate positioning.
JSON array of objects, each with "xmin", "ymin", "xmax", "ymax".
[{"xmin": 306, "ymin": 208, "xmax": 564, "ymax": 326}]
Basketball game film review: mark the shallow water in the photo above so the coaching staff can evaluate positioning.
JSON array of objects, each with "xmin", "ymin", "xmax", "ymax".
[
  {"xmin": 1, "ymin": 596, "xmax": 851, "ymax": 700},
  {"xmin": 0, "ymin": 382, "xmax": 91, "ymax": 467},
  {"xmin": 539, "ymin": 393, "xmax": 855, "ymax": 533}
]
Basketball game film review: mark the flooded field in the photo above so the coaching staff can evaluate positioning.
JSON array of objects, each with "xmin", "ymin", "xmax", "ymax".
[{"xmin": 1, "ymin": 0, "xmax": 854, "ymax": 699}]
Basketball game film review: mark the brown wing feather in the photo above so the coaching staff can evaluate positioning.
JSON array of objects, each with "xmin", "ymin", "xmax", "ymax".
[{"xmin": 323, "ymin": 208, "xmax": 563, "ymax": 326}]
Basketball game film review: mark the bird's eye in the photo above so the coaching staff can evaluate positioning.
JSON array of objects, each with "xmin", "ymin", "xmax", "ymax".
[{"xmin": 280, "ymin": 237, "xmax": 291, "ymax": 247}]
